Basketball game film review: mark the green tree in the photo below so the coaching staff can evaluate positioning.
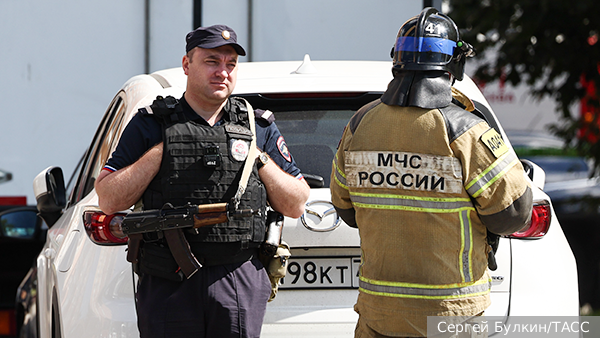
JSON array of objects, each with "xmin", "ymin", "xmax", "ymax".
[{"xmin": 448, "ymin": 0, "xmax": 600, "ymax": 174}]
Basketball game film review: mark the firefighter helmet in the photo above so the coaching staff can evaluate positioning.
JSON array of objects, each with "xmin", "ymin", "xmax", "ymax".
[{"xmin": 391, "ymin": 7, "xmax": 474, "ymax": 81}]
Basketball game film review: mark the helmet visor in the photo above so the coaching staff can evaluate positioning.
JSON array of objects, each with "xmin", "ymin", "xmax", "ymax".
[{"xmin": 395, "ymin": 36, "xmax": 456, "ymax": 65}]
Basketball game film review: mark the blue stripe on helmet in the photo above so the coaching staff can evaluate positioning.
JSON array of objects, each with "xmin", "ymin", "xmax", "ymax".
[{"xmin": 395, "ymin": 36, "xmax": 456, "ymax": 56}]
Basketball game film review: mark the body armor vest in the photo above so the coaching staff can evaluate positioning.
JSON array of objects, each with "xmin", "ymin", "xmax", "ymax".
[{"xmin": 143, "ymin": 97, "xmax": 268, "ymax": 245}]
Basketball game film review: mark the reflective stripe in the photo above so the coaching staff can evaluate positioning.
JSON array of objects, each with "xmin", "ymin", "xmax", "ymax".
[
  {"xmin": 350, "ymin": 192, "xmax": 476, "ymax": 284},
  {"xmin": 465, "ymin": 151, "xmax": 519, "ymax": 198},
  {"xmin": 349, "ymin": 192, "xmax": 473, "ymax": 213},
  {"xmin": 359, "ymin": 276, "xmax": 491, "ymax": 300},
  {"xmin": 395, "ymin": 36, "xmax": 456, "ymax": 56},
  {"xmin": 332, "ymin": 155, "xmax": 348, "ymax": 189},
  {"xmin": 459, "ymin": 209, "xmax": 473, "ymax": 282}
]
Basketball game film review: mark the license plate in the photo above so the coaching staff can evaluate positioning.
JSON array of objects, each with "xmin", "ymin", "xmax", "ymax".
[{"xmin": 279, "ymin": 256, "xmax": 361, "ymax": 289}]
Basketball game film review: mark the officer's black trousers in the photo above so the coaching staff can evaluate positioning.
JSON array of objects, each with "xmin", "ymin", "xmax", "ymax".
[{"xmin": 136, "ymin": 258, "xmax": 271, "ymax": 338}]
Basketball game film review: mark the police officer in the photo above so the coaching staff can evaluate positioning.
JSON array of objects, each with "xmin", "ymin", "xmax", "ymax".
[
  {"xmin": 95, "ymin": 24, "xmax": 310, "ymax": 338},
  {"xmin": 330, "ymin": 8, "xmax": 532, "ymax": 338}
]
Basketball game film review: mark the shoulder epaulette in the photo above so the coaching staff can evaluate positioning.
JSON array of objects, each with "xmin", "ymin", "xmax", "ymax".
[
  {"xmin": 349, "ymin": 99, "xmax": 382, "ymax": 134},
  {"xmin": 439, "ymin": 103, "xmax": 485, "ymax": 144},
  {"xmin": 145, "ymin": 95, "xmax": 184, "ymax": 124},
  {"xmin": 254, "ymin": 109, "xmax": 275, "ymax": 125}
]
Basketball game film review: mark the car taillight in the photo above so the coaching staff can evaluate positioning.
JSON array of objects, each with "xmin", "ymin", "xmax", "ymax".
[
  {"xmin": 83, "ymin": 211, "xmax": 128, "ymax": 245},
  {"xmin": 509, "ymin": 200, "xmax": 551, "ymax": 239},
  {"xmin": 0, "ymin": 309, "xmax": 16, "ymax": 336}
]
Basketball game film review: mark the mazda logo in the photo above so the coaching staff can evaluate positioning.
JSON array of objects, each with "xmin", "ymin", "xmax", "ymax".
[{"xmin": 301, "ymin": 200, "xmax": 341, "ymax": 232}]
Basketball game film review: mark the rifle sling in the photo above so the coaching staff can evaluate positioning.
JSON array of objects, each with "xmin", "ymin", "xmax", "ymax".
[{"xmin": 233, "ymin": 99, "xmax": 258, "ymax": 205}]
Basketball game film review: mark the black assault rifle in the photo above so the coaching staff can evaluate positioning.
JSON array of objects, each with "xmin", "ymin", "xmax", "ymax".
[{"xmin": 122, "ymin": 202, "xmax": 254, "ymax": 279}]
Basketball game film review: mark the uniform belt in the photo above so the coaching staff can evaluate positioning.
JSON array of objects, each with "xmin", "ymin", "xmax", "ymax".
[
  {"xmin": 140, "ymin": 234, "xmax": 259, "ymax": 267},
  {"xmin": 194, "ymin": 248, "xmax": 258, "ymax": 267}
]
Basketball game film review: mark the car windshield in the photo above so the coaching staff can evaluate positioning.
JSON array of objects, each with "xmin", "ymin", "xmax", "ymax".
[
  {"xmin": 241, "ymin": 92, "xmax": 381, "ymax": 188},
  {"xmin": 276, "ymin": 110, "xmax": 355, "ymax": 187}
]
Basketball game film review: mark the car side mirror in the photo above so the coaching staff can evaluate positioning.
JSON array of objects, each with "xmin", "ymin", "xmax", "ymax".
[
  {"xmin": 521, "ymin": 159, "xmax": 545, "ymax": 190},
  {"xmin": 33, "ymin": 166, "xmax": 66, "ymax": 226},
  {"xmin": 0, "ymin": 208, "xmax": 42, "ymax": 240},
  {"xmin": 0, "ymin": 168, "xmax": 13, "ymax": 184}
]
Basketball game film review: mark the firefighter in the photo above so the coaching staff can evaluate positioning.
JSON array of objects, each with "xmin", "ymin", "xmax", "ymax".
[{"xmin": 330, "ymin": 8, "xmax": 532, "ymax": 338}]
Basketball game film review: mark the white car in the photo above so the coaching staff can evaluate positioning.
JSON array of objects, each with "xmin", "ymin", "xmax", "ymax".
[{"xmin": 23, "ymin": 57, "xmax": 579, "ymax": 338}]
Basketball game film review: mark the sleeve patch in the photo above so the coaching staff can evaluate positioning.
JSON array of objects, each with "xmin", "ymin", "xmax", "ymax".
[
  {"xmin": 277, "ymin": 136, "xmax": 292, "ymax": 162},
  {"xmin": 480, "ymin": 128, "xmax": 508, "ymax": 158}
]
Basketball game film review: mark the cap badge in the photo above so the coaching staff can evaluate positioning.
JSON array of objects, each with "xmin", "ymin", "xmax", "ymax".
[{"xmin": 222, "ymin": 30, "xmax": 231, "ymax": 40}]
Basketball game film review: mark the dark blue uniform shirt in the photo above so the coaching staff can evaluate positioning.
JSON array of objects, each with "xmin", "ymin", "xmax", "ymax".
[{"xmin": 104, "ymin": 95, "xmax": 303, "ymax": 180}]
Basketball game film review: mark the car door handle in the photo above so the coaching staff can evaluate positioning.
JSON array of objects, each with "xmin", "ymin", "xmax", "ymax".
[{"xmin": 44, "ymin": 248, "xmax": 56, "ymax": 259}]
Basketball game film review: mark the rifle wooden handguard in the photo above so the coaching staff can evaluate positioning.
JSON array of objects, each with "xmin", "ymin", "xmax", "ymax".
[{"xmin": 193, "ymin": 211, "xmax": 229, "ymax": 227}]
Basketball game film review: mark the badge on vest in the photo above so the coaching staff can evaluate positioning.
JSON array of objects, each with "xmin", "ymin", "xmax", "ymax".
[
  {"xmin": 225, "ymin": 124, "xmax": 253, "ymax": 162},
  {"xmin": 480, "ymin": 128, "xmax": 508, "ymax": 158},
  {"xmin": 230, "ymin": 139, "xmax": 250, "ymax": 161}
]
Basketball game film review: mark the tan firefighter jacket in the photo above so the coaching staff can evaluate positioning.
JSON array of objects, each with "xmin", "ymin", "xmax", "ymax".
[{"xmin": 330, "ymin": 88, "xmax": 532, "ymax": 336}]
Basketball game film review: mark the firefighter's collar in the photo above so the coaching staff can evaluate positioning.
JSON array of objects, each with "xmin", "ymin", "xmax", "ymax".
[{"xmin": 381, "ymin": 70, "xmax": 452, "ymax": 109}]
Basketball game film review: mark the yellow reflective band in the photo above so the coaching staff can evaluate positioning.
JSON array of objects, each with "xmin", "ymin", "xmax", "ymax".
[
  {"xmin": 465, "ymin": 152, "xmax": 518, "ymax": 198},
  {"xmin": 350, "ymin": 192, "xmax": 471, "ymax": 203},
  {"xmin": 465, "ymin": 153, "xmax": 507, "ymax": 190},
  {"xmin": 349, "ymin": 191, "xmax": 474, "ymax": 213},
  {"xmin": 333, "ymin": 155, "xmax": 346, "ymax": 179},
  {"xmin": 351, "ymin": 202, "xmax": 473, "ymax": 214},
  {"xmin": 467, "ymin": 211, "xmax": 474, "ymax": 281},
  {"xmin": 333, "ymin": 175, "xmax": 349, "ymax": 191},
  {"xmin": 332, "ymin": 158, "xmax": 349, "ymax": 190},
  {"xmin": 359, "ymin": 288, "xmax": 491, "ymax": 300},
  {"xmin": 458, "ymin": 210, "xmax": 474, "ymax": 283},
  {"xmin": 360, "ymin": 275, "xmax": 490, "ymax": 289},
  {"xmin": 473, "ymin": 159, "xmax": 518, "ymax": 198},
  {"xmin": 471, "ymin": 158, "xmax": 519, "ymax": 198},
  {"xmin": 359, "ymin": 276, "xmax": 492, "ymax": 300},
  {"xmin": 459, "ymin": 211, "xmax": 466, "ymax": 282}
]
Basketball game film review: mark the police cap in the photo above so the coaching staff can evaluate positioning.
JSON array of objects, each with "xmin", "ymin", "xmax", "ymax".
[{"xmin": 185, "ymin": 24, "xmax": 246, "ymax": 56}]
